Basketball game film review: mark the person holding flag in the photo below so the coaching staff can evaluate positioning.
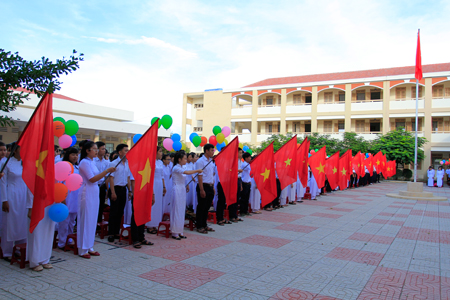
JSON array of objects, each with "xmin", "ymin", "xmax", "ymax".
[{"xmin": 250, "ymin": 143, "xmax": 277, "ymax": 209}]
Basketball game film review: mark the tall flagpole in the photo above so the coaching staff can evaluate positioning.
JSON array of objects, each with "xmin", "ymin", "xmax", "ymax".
[{"xmin": 414, "ymin": 29, "xmax": 422, "ymax": 183}]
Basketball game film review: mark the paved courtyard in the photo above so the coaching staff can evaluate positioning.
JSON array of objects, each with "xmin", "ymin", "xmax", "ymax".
[{"xmin": 1, "ymin": 182, "xmax": 450, "ymax": 299}]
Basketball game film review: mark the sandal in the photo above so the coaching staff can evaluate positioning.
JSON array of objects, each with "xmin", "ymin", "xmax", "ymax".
[
  {"xmin": 141, "ymin": 240, "xmax": 154, "ymax": 246},
  {"xmin": 172, "ymin": 236, "xmax": 181, "ymax": 240},
  {"xmin": 253, "ymin": 211, "xmax": 262, "ymax": 214},
  {"xmin": 236, "ymin": 218, "xmax": 243, "ymax": 222},
  {"xmin": 88, "ymin": 251, "xmax": 100, "ymax": 256},
  {"xmin": 32, "ymin": 265, "xmax": 44, "ymax": 272},
  {"xmin": 146, "ymin": 228, "xmax": 158, "ymax": 234},
  {"xmin": 179, "ymin": 235, "xmax": 187, "ymax": 239},
  {"xmin": 206, "ymin": 227, "xmax": 215, "ymax": 232},
  {"xmin": 217, "ymin": 221, "xmax": 225, "ymax": 226},
  {"xmin": 133, "ymin": 242, "xmax": 142, "ymax": 249},
  {"xmin": 197, "ymin": 228, "xmax": 208, "ymax": 234},
  {"xmin": 224, "ymin": 220, "xmax": 232, "ymax": 224},
  {"xmin": 3, "ymin": 257, "xmax": 11, "ymax": 262},
  {"xmin": 79, "ymin": 254, "xmax": 91, "ymax": 259},
  {"xmin": 231, "ymin": 218, "xmax": 238, "ymax": 223}
]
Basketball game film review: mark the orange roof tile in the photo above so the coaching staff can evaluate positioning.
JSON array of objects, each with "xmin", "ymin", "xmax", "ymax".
[{"xmin": 12, "ymin": 87, "xmax": 82, "ymax": 103}]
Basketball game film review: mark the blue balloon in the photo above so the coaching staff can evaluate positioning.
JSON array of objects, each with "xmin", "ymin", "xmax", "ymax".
[
  {"xmin": 189, "ymin": 132, "xmax": 198, "ymax": 143},
  {"xmin": 216, "ymin": 142, "xmax": 225, "ymax": 152},
  {"xmin": 243, "ymin": 145, "xmax": 249, "ymax": 152},
  {"xmin": 48, "ymin": 203, "xmax": 69, "ymax": 222},
  {"xmin": 173, "ymin": 141, "xmax": 182, "ymax": 151},
  {"xmin": 133, "ymin": 134, "xmax": 142, "ymax": 144},
  {"xmin": 308, "ymin": 153, "xmax": 311, "ymax": 157},
  {"xmin": 70, "ymin": 135, "xmax": 77, "ymax": 147},
  {"xmin": 366, "ymin": 153, "xmax": 369, "ymax": 158},
  {"xmin": 172, "ymin": 133, "xmax": 181, "ymax": 142}
]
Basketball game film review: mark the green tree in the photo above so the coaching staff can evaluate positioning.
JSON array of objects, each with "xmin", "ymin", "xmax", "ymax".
[
  {"xmin": 342, "ymin": 132, "xmax": 372, "ymax": 155},
  {"xmin": 299, "ymin": 133, "xmax": 341, "ymax": 156},
  {"xmin": 255, "ymin": 133, "xmax": 296, "ymax": 153},
  {"xmin": 371, "ymin": 128, "xmax": 427, "ymax": 167},
  {"xmin": 0, "ymin": 49, "xmax": 84, "ymax": 126}
]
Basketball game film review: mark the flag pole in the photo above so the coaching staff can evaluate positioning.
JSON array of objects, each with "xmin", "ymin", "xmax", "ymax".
[{"xmin": 414, "ymin": 78, "xmax": 418, "ymax": 183}]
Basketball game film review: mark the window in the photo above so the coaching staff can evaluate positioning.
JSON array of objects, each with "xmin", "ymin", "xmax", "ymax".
[
  {"xmin": 356, "ymin": 91, "xmax": 365, "ymax": 101},
  {"xmin": 396, "ymin": 122, "xmax": 405, "ymax": 130},
  {"xmin": 446, "ymin": 88, "xmax": 450, "ymax": 98},
  {"xmin": 324, "ymin": 92, "xmax": 333, "ymax": 103},
  {"xmin": 338, "ymin": 122, "xmax": 345, "ymax": 132},
  {"xmin": 268, "ymin": 124, "xmax": 273, "ymax": 133},
  {"xmin": 370, "ymin": 122, "xmax": 380, "ymax": 132},
  {"xmin": 356, "ymin": 120, "xmax": 365, "ymax": 132},
  {"xmin": 194, "ymin": 103, "xmax": 203, "ymax": 109},
  {"xmin": 432, "ymin": 121, "xmax": 438, "ymax": 131},
  {"xmin": 339, "ymin": 93, "xmax": 345, "ymax": 102},
  {"xmin": 411, "ymin": 86, "xmax": 423, "ymax": 98},
  {"xmin": 370, "ymin": 90, "xmax": 381, "ymax": 100},
  {"xmin": 432, "ymin": 85, "xmax": 443, "ymax": 98},
  {"xmin": 293, "ymin": 94, "xmax": 302, "ymax": 105},
  {"xmin": 395, "ymin": 87, "xmax": 406, "ymax": 100},
  {"xmin": 305, "ymin": 123, "xmax": 311, "ymax": 132},
  {"xmin": 106, "ymin": 143, "xmax": 114, "ymax": 154},
  {"xmin": 305, "ymin": 95, "xmax": 312, "ymax": 104},
  {"xmin": 323, "ymin": 121, "xmax": 332, "ymax": 132},
  {"xmin": 294, "ymin": 122, "xmax": 299, "ymax": 132},
  {"xmin": 266, "ymin": 96, "xmax": 273, "ymax": 106}
]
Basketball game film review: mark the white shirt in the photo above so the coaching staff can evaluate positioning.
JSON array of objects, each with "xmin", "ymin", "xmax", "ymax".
[
  {"xmin": 109, "ymin": 157, "xmax": 130, "ymax": 186},
  {"xmin": 195, "ymin": 155, "xmax": 214, "ymax": 184},
  {"xmin": 238, "ymin": 160, "xmax": 242, "ymax": 178},
  {"xmin": 242, "ymin": 161, "xmax": 251, "ymax": 183},
  {"xmin": 94, "ymin": 156, "xmax": 109, "ymax": 185}
]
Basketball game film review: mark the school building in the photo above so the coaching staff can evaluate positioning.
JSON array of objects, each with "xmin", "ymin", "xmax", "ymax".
[
  {"xmin": 182, "ymin": 63, "xmax": 450, "ymax": 180},
  {"xmin": 3, "ymin": 88, "xmax": 170, "ymax": 153}
]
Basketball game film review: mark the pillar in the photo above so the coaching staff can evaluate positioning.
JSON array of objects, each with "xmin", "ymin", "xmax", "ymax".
[
  {"xmin": 311, "ymin": 86, "xmax": 318, "ymax": 132},
  {"xmin": 280, "ymin": 89, "xmax": 287, "ymax": 135},
  {"xmin": 251, "ymin": 90, "xmax": 258, "ymax": 144}
]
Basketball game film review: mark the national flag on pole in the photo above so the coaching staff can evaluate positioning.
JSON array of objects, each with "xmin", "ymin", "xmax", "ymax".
[
  {"xmin": 382, "ymin": 154, "xmax": 388, "ymax": 179},
  {"xmin": 352, "ymin": 151, "xmax": 362, "ymax": 178},
  {"xmin": 374, "ymin": 151, "xmax": 383, "ymax": 173},
  {"xmin": 275, "ymin": 135, "xmax": 297, "ymax": 190},
  {"xmin": 338, "ymin": 150, "xmax": 351, "ymax": 190},
  {"xmin": 17, "ymin": 92, "xmax": 55, "ymax": 233},
  {"xmin": 214, "ymin": 137, "xmax": 239, "ymax": 206},
  {"xmin": 297, "ymin": 137, "xmax": 310, "ymax": 187},
  {"xmin": 250, "ymin": 142, "xmax": 277, "ymax": 207},
  {"xmin": 325, "ymin": 151, "xmax": 339, "ymax": 190},
  {"xmin": 127, "ymin": 120, "xmax": 158, "ymax": 226},
  {"xmin": 308, "ymin": 146, "xmax": 326, "ymax": 189},
  {"xmin": 415, "ymin": 29, "xmax": 422, "ymax": 81},
  {"xmin": 346, "ymin": 150, "xmax": 352, "ymax": 181},
  {"xmin": 359, "ymin": 152, "xmax": 365, "ymax": 177},
  {"xmin": 365, "ymin": 154, "xmax": 373, "ymax": 176}
]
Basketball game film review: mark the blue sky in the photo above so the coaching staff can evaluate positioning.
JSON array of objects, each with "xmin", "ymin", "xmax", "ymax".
[{"xmin": 2, "ymin": 0, "xmax": 449, "ymax": 133}]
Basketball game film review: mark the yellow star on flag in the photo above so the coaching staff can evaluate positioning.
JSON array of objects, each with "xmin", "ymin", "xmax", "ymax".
[
  {"xmin": 376, "ymin": 160, "xmax": 380, "ymax": 166},
  {"xmin": 358, "ymin": 164, "xmax": 360, "ymax": 167},
  {"xmin": 261, "ymin": 168, "xmax": 270, "ymax": 182},
  {"xmin": 138, "ymin": 158, "xmax": 152, "ymax": 190},
  {"xmin": 35, "ymin": 150, "xmax": 48, "ymax": 179},
  {"xmin": 316, "ymin": 162, "xmax": 325, "ymax": 174},
  {"xmin": 341, "ymin": 168, "xmax": 347, "ymax": 176},
  {"xmin": 332, "ymin": 167, "xmax": 337, "ymax": 174},
  {"xmin": 284, "ymin": 158, "xmax": 292, "ymax": 167},
  {"xmin": 387, "ymin": 167, "xmax": 391, "ymax": 172}
]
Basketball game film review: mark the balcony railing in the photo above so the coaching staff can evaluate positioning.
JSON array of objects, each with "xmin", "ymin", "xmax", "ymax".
[
  {"xmin": 258, "ymin": 104, "xmax": 281, "ymax": 108},
  {"xmin": 318, "ymin": 101, "xmax": 346, "ymax": 105},
  {"xmin": 392, "ymin": 97, "xmax": 424, "ymax": 101},
  {"xmin": 354, "ymin": 131, "xmax": 382, "ymax": 134},
  {"xmin": 352, "ymin": 99, "xmax": 382, "ymax": 103},
  {"xmin": 432, "ymin": 131, "xmax": 450, "ymax": 134},
  {"xmin": 287, "ymin": 103, "xmax": 312, "ymax": 106},
  {"xmin": 257, "ymin": 132, "xmax": 280, "ymax": 134},
  {"xmin": 234, "ymin": 104, "xmax": 252, "ymax": 108},
  {"xmin": 193, "ymin": 127, "xmax": 203, "ymax": 132}
]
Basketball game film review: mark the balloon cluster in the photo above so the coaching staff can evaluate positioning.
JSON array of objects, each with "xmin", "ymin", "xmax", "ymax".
[
  {"xmin": 163, "ymin": 133, "xmax": 187, "ymax": 152},
  {"xmin": 210, "ymin": 126, "xmax": 232, "ymax": 152},
  {"xmin": 48, "ymin": 161, "xmax": 83, "ymax": 222},
  {"xmin": 366, "ymin": 153, "xmax": 370, "ymax": 158},
  {"xmin": 440, "ymin": 160, "xmax": 449, "ymax": 165},
  {"xmin": 309, "ymin": 148, "xmax": 319, "ymax": 155},
  {"xmin": 151, "ymin": 115, "xmax": 173, "ymax": 130},
  {"xmin": 53, "ymin": 117, "xmax": 79, "ymax": 149}
]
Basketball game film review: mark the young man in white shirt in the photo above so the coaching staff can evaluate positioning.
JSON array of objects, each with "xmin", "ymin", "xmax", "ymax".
[
  {"xmin": 240, "ymin": 152, "xmax": 252, "ymax": 216},
  {"xmin": 94, "ymin": 141, "xmax": 110, "ymax": 223}
]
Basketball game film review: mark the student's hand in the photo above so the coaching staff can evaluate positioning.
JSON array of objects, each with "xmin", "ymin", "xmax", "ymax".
[
  {"xmin": 2, "ymin": 201, "xmax": 9, "ymax": 213},
  {"xmin": 200, "ymin": 189, "xmax": 206, "ymax": 198},
  {"xmin": 107, "ymin": 167, "xmax": 116, "ymax": 173},
  {"xmin": 128, "ymin": 191, "xmax": 133, "ymax": 200},
  {"xmin": 105, "ymin": 190, "xmax": 109, "ymax": 199},
  {"xmin": 28, "ymin": 208, "xmax": 32, "ymax": 219},
  {"xmin": 0, "ymin": 172, "xmax": 4, "ymax": 179},
  {"xmin": 240, "ymin": 186, "xmax": 243, "ymax": 192},
  {"xmin": 163, "ymin": 187, "xmax": 166, "ymax": 196},
  {"xmin": 197, "ymin": 169, "xmax": 203, "ymax": 173},
  {"xmin": 152, "ymin": 194, "xmax": 155, "ymax": 206},
  {"xmin": 111, "ymin": 193, "xmax": 117, "ymax": 201},
  {"xmin": 186, "ymin": 186, "xmax": 190, "ymax": 193}
]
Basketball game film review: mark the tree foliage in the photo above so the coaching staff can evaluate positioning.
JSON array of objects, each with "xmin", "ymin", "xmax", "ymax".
[{"xmin": 0, "ymin": 49, "xmax": 84, "ymax": 126}]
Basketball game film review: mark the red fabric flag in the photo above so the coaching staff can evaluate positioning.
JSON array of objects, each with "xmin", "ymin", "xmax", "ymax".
[
  {"xmin": 374, "ymin": 151, "xmax": 383, "ymax": 173},
  {"xmin": 297, "ymin": 137, "xmax": 310, "ymax": 187},
  {"xmin": 346, "ymin": 150, "xmax": 353, "ymax": 181},
  {"xmin": 17, "ymin": 93, "xmax": 55, "ymax": 233},
  {"xmin": 127, "ymin": 121, "xmax": 158, "ymax": 226},
  {"xmin": 359, "ymin": 152, "xmax": 365, "ymax": 177},
  {"xmin": 338, "ymin": 150, "xmax": 351, "ymax": 190},
  {"xmin": 415, "ymin": 29, "xmax": 422, "ymax": 81},
  {"xmin": 352, "ymin": 151, "xmax": 362, "ymax": 178},
  {"xmin": 386, "ymin": 161, "xmax": 394, "ymax": 177},
  {"xmin": 214, "ymin": 137, "xmax": 239, "ymax": 206},
  {"xmin": 382, "ymin": 154, "xmax": 388, "ymax": 179},
  {"xmin": 308, "ymin": 146, "xmax": 326, "ymax": 189},
  {"xmin": 365, "ymin": 154, "xmax": 373, "ymax": 176},
  {"xmin": 250, "ymin": 143, "xmax": 277, "ymax": 207},
  {"xmin": 275, "ymin": 136, "xmax": 298, "ymax": 190},
  {"xmin": 325, "ymin": 151, "xmax": 339, "ymax": 190}
]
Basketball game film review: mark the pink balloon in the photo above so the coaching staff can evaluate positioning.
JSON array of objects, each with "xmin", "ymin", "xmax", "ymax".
[
  {"xmin": 163, "ymin": 138, "xmax": 173, "ymax": 151},
  {"xmin": 222, "ymin": 126, "xmax": 231, "ymax": 138},
  {"xmin": 55, "ymin": 161, "xmax": 72, "ymax": 181},
  {"xmin": 59, "ymin": 134, "xmax": 72, "ymax": 149},
  {"xmin": 65, "ymin": 173, "xmax": 83, "ymax": 191}
]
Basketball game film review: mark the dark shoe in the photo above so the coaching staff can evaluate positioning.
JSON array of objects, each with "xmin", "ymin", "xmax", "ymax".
[
  {"xmin": 179, "ymin": 235, "xmax": 187, "ymax": 239},
  {"xmin": 172, "ymin": 236, "xmax": 181, "ymax": 240},
  {"xmin": 107, "ymin": 236, "xmax": 115, "ymax": 243},
  {"xmin": 141, "ymin": 240, "xmax": 154, "ymax": 246},
  {"xmin": 197, "ymin": 228, "xmax": 208, "ymax": 234}
]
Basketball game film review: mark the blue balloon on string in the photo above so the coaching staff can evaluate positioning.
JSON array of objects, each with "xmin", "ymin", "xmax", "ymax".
[
  {"xmin": 366, "ymin": 153, "xmax": 369, "ymax": 158},
  {"xmin": 173, "ymin": 141, "xmax": 182, "ymax": 151},
  {"xmin": 243, "ymin": 145, "xmax": 249, "ymax": 152},
  {"xmin": 189, "ymin": 132, "xmax": 198, "ymax": 143},
  {"xmin": 133, "ymin": 134, "xmax": 142, "ymax": 144},
  {"xmin": 172, "ymin": 133, "xmax": 181, "ymax": 142},
  {"xmin": 48, "ymin": 203, "xmax": 69, "ymax": 222},
  {"xmin": 216, "ymin": 142, "xmax": 226, "ymax": 152},
  {"xmin": 69, "ymin": 135, "xmax": 77, "ymax": 147}
]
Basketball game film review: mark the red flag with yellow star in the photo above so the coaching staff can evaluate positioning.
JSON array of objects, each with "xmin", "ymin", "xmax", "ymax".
[
  {"xmin": 250, "ymin": 142, "xmax": 277, "ymax": 207},
  {"xmin": 325, "ymin": 151, "xmax": 339, "ymax": 190},
  {"xmin": 374, "ymin": 151, "xmax": 383, "ymax": 173},
  {"xmin": 338, "ymin": 150, "xmax": 351, "ymax": 190},
  {"xmin": 17, "ymin": 92, "xmax": 55, "ymax": 233},
  {"xmin": 297, "ymin": 137, "xmax": 310, "ymax": 187},
  {"xmin": 365, "ymin": 154, "xmax": 373, "ymax": 176},
  {"xmin": 215, "ymin": 137, "xmax": 239, "ymax": 206},
  {"xmin": 275, "ymin": 135, "xmax": 297, "ymax": 190},
  {"xmin": 309, "ymin": 146, "xmax": 326, "ymax": 189},
  {"xmin": 352, "ymin": 151, "xmax": 362, "ymax": 178},
  {"xmin": 127, "ymin": 121, "xmax": 158, "ymax": 226}
]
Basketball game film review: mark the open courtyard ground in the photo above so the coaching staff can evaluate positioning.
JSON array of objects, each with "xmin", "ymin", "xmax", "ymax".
[{"xmin": 1, "ymin": 182, "xmax": 450, "ymax": 299}]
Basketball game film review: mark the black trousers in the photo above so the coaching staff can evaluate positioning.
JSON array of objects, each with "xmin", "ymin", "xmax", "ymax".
[
  {"xmin": 240, "ymin": 182, "xmax": 251, "ymax": 214},
  {"xmin": 108, "ymin": 186, "xmax": 127, "ymax": 236},
  {"xmin": 360, "ymin": 174, "xmax": 366, "ymax": 186},
  {"xmin": 325, "ymin": 179, "xmax": 332, "ymax": 192},
  {"xmin": 131, "ymin": 198, "xmax": 145, "ymax": 243},
  {"xmin": 229, "ymin": 178, "xmax": 241, "ymax": 219},
  {"xmin": 216, "ymin": 183, "xmax": 226, "ymax": 222},
  {"xmin": 196, "ymin": 183, "xmax": 214, "ymax": 229},
  {"xmin": 97, "ymin": 183, "xmax": 107, "ymax": 223},
  {"xmin": 265, "ymin": 179, "xmax": 281, "ymax": 208},
  {"xmin": 350, "ymin": 175, "xmax": 358, "ymax": 188}
]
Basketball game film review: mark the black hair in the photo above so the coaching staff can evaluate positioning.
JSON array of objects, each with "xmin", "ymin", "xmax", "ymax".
[
  {"xmin": 10, "ymin": 142, "xmax": 19, "ymax": 156},
  {"xmin": 80, "ymin": 141, "xmax": 96, "ymax": 161},
  {"xmin": 54, "ymin": 145, "xmax": 60, "ymax": 151},
  {"xmin": 0, "ymin": 142, "xmax": 5, "ymax": 148},
  {"xmin": 203, "ymin": 143, "xmax": 214, "ymax": 152},
  {"xmin": 157, "ymin": 146, "xmax": 161, "ymax": 154},
  {"xmin": 170, "ymin": 153, "xmax": 176, "ymax": 158},
  {"xmin": 187, "ymin": 152, "xmax": 195, "ymax": 159},
  {"xmin": 62, "ymin": 147, "xmax": 79, "ymax": 165},
  {"xmin": 173, "ymin": 151, "xmax": 186, "ymax": 168},
  {"xmin": 79, "ymin": 140, "xmax": 88, "ymax": 149},
  {"xmin": 243, "ymin": 152, "xmax": 251, "ymax": 160},
  {"xmin": 96, "ymin": 141, "xmax": 106, "ymax": 148},
  {"xmin": 238, "ymin": 147, "xmax": 242, "ymax": 152},
  {"xmin": 6, "ymin": 143, "xmax": 11, "ymax": 151},
  {"xmin": 110, "ymin": 150, "xmax": 118, "ymax": 162},
  {"xmin": 162, "ymin": 154, "xmax": 170, "ymax": 161},
  {"xmin": 116, "ymin": 143, "xmax": 128, "ymax": 152}
]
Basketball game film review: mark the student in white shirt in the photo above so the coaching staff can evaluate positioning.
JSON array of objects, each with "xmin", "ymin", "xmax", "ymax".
[
  {"xmin": 427, "ymin": 166, "xmax": 435, "ymax": 187},
  {"xmin": 94, "ymin": 142, "xmax": 109, "ymax": 223},
  {"xmin": 240, "ymin": 152, "xmax": 252, "ymax": 216}
]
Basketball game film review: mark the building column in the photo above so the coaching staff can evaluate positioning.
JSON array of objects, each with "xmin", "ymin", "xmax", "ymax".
[
  {"xmin": 345, "ymin": 84, "xmax": 352, "ymax": 132},
  {"xmin": 182, "ymin": 94, "xmax": 188, "ymax": 150},
  {"xmin": 94, "ymin": 130, "xmax": 100, "ymax": 142},
  {"xmin": 280, "ymin": 89, "xmax": 287, "ymax": 135},
  {"xmin": 382, "ymin": 81, "xmax": 390, "ymax": 134},
  {"xmin": 423, "ymin": 78, "xmax": 433, "ymax": 171},
  {"xmin": 311, "ymin": 86, "xmax": 318, "ymax": 132},
  {"xmin": 251, "ymin": 90, "xmax": 258, "ymax": 144}
]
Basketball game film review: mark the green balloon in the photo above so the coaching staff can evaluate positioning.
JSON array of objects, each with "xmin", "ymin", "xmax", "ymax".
[
  {"xmin": 212, "ymin": 126, "xmax": 221, "ymax": 136},
  {"xmin": 65, "ymin": 120, "xmax": 79, "ymax": 136},
  {"xmin": 192, "ymin": 136, "xmax": 201, "ymax": 147},
  {"xmin": 53, "ymin": 117, "xmax": 65, "ymax": 124},
  {"xmin": 315, "ymin": 148, "xmax": 318, "ymax": 152},
  {"xmin": 160, "ymin": 115, "xmax": 173, "ymax": 130},
  {"xmin": 247, "ymin": 149, "xmax": 253, "ymax": 155},
  {"xmin": 151, "ymin": 117, "xmax": 161, "ymax": 128}
]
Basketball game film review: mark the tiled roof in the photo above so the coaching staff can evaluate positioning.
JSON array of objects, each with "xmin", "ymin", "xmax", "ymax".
[
  {"xmin": 12, "ymin": 87, "xmax": 82, "ymax": 103},
  {"xmin": 243, "ymin": 63, "xmax": 450, "ymax": 88}
]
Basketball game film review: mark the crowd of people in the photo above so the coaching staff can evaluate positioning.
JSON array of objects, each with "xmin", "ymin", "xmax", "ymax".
[{"xmin": 0, "ymin": 140, "xmax": 448, "ymax": 272}]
